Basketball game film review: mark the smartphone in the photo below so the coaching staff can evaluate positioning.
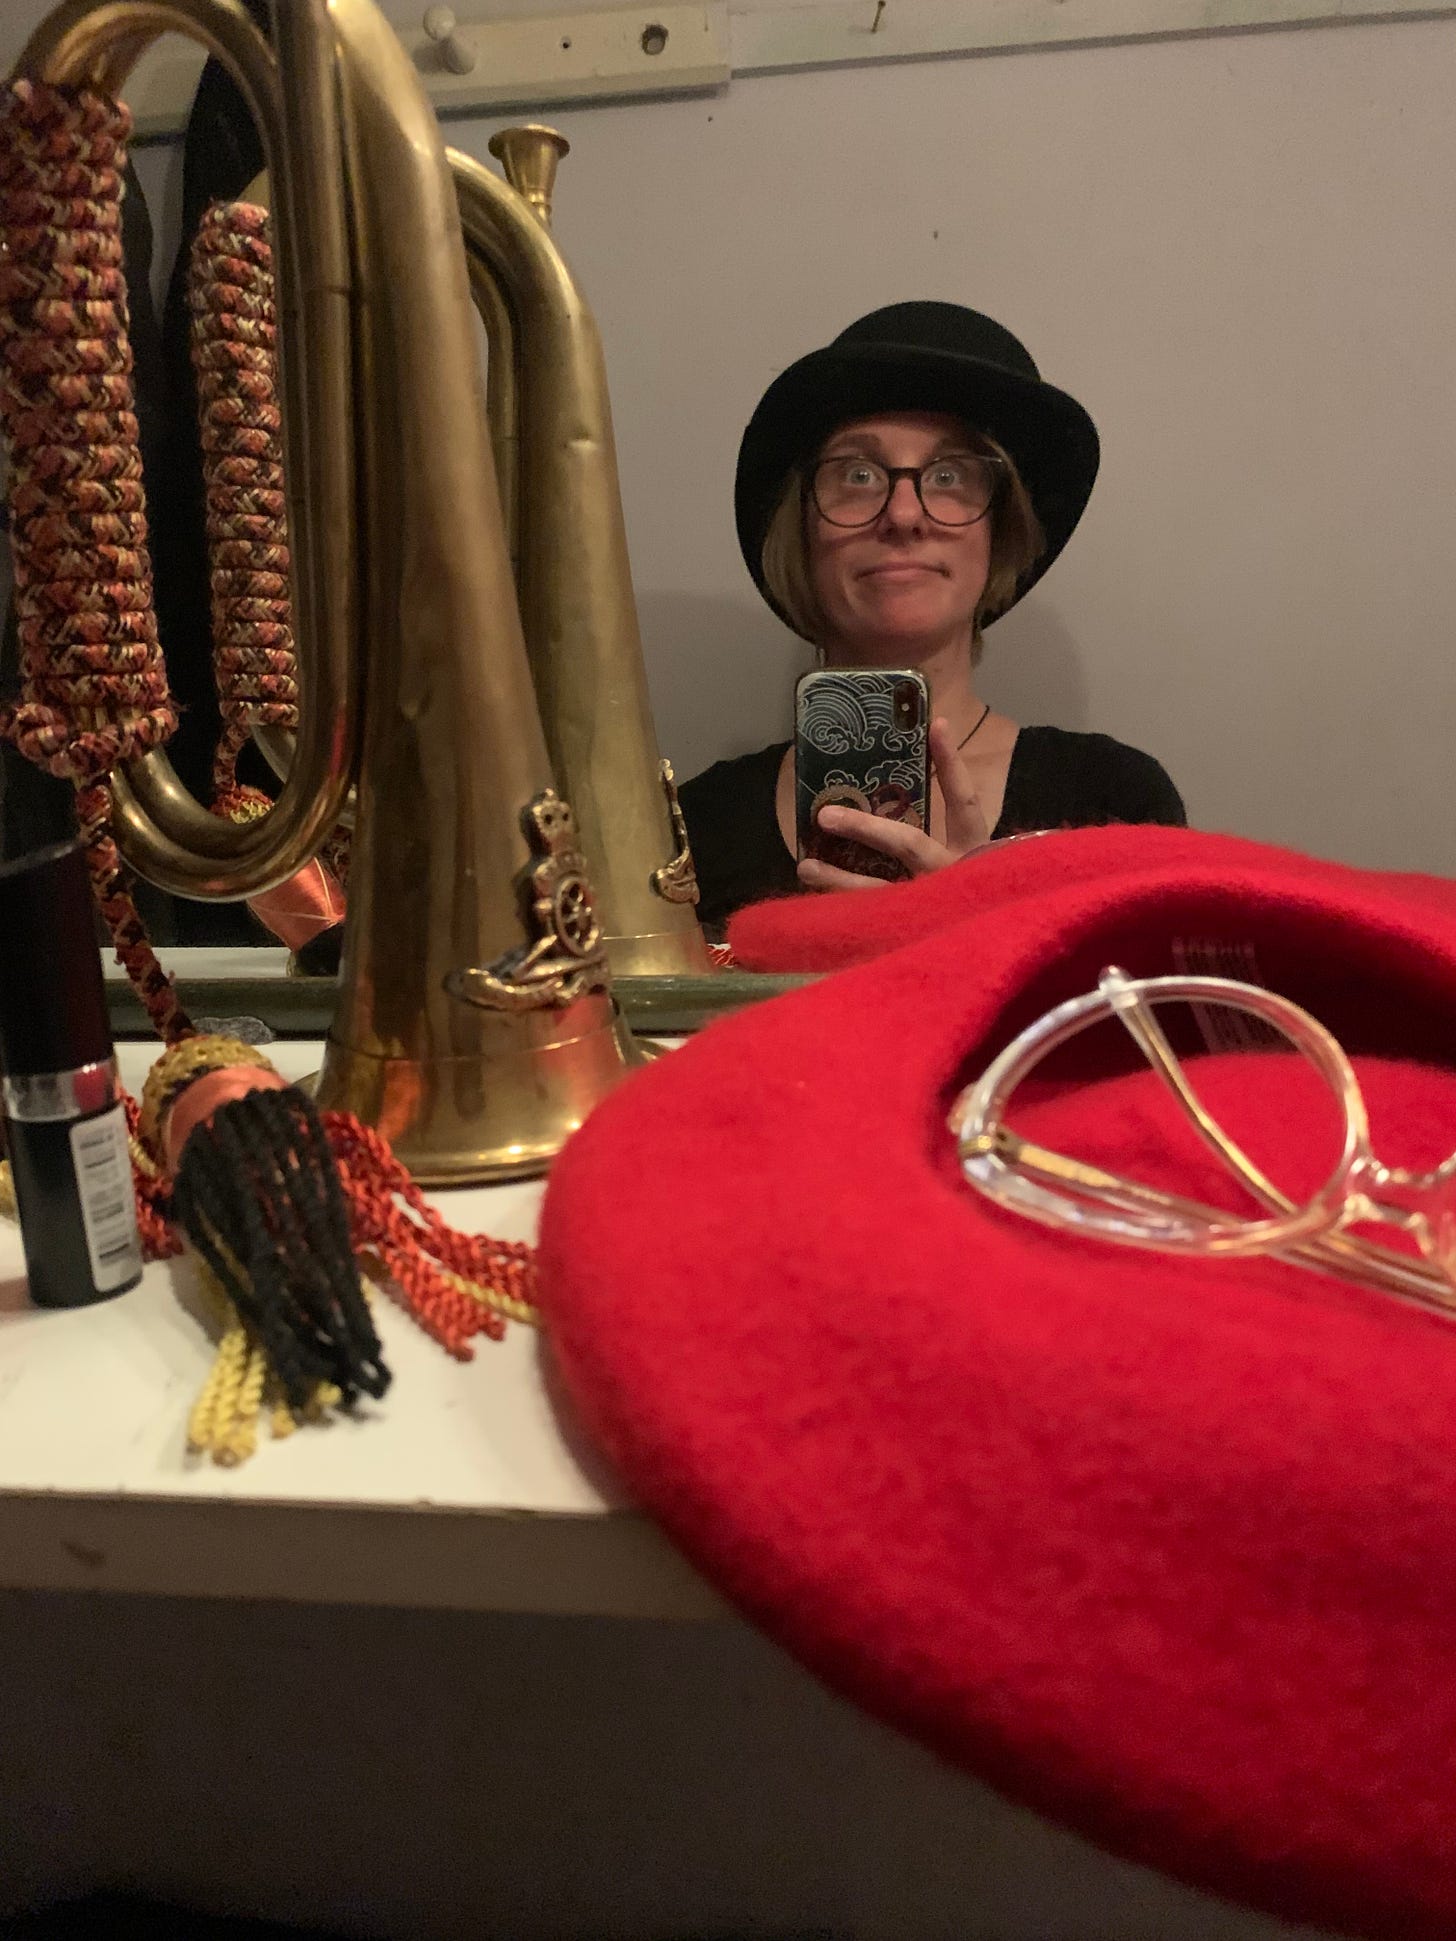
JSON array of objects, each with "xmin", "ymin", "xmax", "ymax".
[{"xmin": 794, "ymin": 667, "xmax": 931, "ymax": 884}]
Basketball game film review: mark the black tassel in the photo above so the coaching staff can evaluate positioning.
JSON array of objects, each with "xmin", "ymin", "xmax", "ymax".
[{"xmin": 168, "ymin": 1083, "xmax": 391, "ymax": 1411}]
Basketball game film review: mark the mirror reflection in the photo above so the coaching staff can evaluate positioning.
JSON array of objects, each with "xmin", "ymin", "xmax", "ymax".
[{"xmin": 2, "ymin": 1, "xmax": 1451, "ymax": 1002}]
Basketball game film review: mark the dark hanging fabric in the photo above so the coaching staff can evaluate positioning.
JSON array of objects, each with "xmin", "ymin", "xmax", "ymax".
[
  {"xmin": 142, "ymin": 3, "xmax": 274, "ymax": 943},
  {"xmin": 149, "ymin": 9, "xmax": 268, "ymax": 814}
]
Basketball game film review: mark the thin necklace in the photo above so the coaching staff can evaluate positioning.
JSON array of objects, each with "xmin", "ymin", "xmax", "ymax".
[{"xmin": 956, "ymin": 702, "xmax": 992, "ymax": 752}]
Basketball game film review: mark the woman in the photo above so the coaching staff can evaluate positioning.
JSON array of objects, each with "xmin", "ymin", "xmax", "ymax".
[{"xmin": 679, "ymin": 301, "xmax": 1185, "ymax": 932}]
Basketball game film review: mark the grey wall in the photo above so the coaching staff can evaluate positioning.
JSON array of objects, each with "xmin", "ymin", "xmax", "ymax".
[{"xmin": 433, "ymin": 16, "xmax": 1455, "ymax": 873}]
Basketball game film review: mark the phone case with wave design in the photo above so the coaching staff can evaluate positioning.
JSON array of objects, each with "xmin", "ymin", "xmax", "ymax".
[{"xmin": 794, "ymin": 668, "xmax": 930, "ymax": 884}]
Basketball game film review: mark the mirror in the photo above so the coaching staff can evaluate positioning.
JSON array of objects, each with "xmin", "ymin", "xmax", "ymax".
[{"xmin": 6, "ymin": 1, "xmax": 1452, "ymax": 1040}]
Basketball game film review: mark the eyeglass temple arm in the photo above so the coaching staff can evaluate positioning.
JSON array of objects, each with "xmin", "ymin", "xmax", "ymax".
[
  {"xmin": 1098, "ymin": 969, "xmax": 1296, "ymax": 1217},
  {"xmin": 990, "ymin": 1122, "xmax": 1456, "ymax": 1311},
  {"xmin": 982, "ymin": 1125, "xmax": 1262, "ymax": 1228},
  {"xmin": 982, "ymin": 1133, "xmax": 1296, "ymax": 1234}
]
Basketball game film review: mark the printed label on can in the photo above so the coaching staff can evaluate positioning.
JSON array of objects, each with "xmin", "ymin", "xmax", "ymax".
[{"xmin": 69, "ymin": 1104, "xmax": 143, "ymax": 1293}]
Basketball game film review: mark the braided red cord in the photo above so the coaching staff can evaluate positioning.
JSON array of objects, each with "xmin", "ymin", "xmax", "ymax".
[
  {"xmin": 0, "ymin": 80, "xmax": 190, "ymax": 1045},
  {"xmin": 74, "ymin": 775, "xmax": 191, "ymax": 1041},
  {"xmin": 187, "ymin": 200, "xmax": 297, "ymax": 800},
  {"xmin": 324, "ymin": 1112, "xmax": 539, "ymax": 1357}
]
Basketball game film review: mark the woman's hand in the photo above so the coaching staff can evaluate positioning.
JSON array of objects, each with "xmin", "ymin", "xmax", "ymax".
[{"xmin": 797, "ymin": 717, "xmax": 992, "ymax": 893}]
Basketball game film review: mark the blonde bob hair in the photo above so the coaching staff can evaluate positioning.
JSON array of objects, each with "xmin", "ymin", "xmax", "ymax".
[{"xmin": 759, "ymin": 429, "xmax": 1044, "ymax": 663}]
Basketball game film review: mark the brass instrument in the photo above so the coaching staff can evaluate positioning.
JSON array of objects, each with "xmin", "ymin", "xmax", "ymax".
[
  {"xmin": 452, "ymin": 130, "xmax": 712, "ymax": 977},
  {"xmin": 13, "ymin": 0, "xmax": 635, "ymax": 1183}
]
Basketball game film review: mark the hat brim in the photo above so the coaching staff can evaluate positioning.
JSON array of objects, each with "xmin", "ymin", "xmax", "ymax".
[
  {"xmin": 735, "ymin": 341, "xmax": 1100, "ymax": 630},
  {"xmin": 725, "ymin": 821, "xmax": 1456, "ymax": 974}
]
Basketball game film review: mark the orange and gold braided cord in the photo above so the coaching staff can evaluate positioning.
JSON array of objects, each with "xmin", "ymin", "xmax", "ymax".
[
  {"xmin": 187, "ymin": 200, "xmax": 298, "ymax": 800},
  {"xmin": 325, "ymin": 1113, "xmax": 541, "ymax": 1348},
  {"xmin": 0, "ymin": 80, "xmax": 188, "ymax": 1045}
]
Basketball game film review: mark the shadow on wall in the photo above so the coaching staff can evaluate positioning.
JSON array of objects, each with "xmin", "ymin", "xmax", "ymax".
[
  {"xmin": 637, "ymin": 588, "xmax": 810, "ymax": 784},
  {"xmin": 977, "ymin": 599, "xmax": 1092, "ymax": 731}
]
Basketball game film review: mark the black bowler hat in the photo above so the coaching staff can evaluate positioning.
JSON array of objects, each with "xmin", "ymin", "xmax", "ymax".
[{"xmin": 735, "ymin": 300, "xmax": 1101, "ymax": 628}]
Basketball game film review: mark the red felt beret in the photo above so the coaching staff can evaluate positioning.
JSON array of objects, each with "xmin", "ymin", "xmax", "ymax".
[
  {"xmin": 539, "ymin": 832, "xmax": 1456, "ymax": 1938},
  {"xmin": 727, "ymin": 821, "xmax": 1456, "ymax": 972}
]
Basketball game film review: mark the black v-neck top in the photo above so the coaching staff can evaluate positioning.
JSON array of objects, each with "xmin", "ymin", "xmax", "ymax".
[{"xmin": 678, "ymin": 725, "xmax": 1186, "ymax": 933}]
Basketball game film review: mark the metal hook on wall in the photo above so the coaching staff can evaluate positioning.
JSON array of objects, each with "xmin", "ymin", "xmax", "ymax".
[{"xmin": 423, "ymin": 5, "xmax": 477, "ymax": 73}]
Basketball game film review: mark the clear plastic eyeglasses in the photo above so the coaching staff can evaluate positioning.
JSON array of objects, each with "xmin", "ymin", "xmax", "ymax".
[{"xmin": 949, "ymin": 965, "xmax": 1456, "ymax": 1319}]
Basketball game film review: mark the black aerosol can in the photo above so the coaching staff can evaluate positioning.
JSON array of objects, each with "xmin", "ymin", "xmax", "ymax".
[{"xmin": 0, "ymin": 838, "xmax": 143, "ymax": 1307}]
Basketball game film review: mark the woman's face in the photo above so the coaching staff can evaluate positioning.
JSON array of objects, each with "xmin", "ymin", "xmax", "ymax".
[{"xmin": 806, "ymin": 411, "xmax": 992, "ymax": 662}]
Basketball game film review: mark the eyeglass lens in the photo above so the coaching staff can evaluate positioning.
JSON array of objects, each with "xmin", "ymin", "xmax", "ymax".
[
  {"xmin": 812, "ymin": 454, "xmax": 998, "ymax": 528},
  {"xmin": 1097, "ymin": 995, "xmax": 1347, "ymax": 1216},
  {"xmin": 986, "ymin": 992, "xmax": 1347, "ymax": 1227}
]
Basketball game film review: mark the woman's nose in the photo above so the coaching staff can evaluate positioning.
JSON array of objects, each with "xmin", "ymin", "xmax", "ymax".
[{"xmin": 880, "ymin": 475, "xmax": 925, "ymax": 529}]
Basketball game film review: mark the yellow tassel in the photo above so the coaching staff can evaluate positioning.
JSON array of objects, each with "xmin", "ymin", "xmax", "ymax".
[
  {"xmin": 186, "ymin": 1261, "xmax": 249, "ymax": 1461},
  {"xmin": 3, "ymin": 1152, "xmax": 351, "ymax": 1467},
  {"xmin": 225, "ymin": 1336, "xmax": 269, "ymax": 1465},
  {"xmin": 4, "ymin": 1124, "xmax": 361, "ymax": 1466},
  {"xmin": 186, "ymin": 1250, "xmax": 353, "ymax": 1467}
]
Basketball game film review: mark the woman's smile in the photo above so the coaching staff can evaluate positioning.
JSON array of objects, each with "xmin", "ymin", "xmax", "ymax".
[{"xmin": 857, "ymin": 559, "xmax": 948, "ymax": 582}]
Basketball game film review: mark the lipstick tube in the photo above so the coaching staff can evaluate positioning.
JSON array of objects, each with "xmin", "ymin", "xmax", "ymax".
[{"xmin": 0, "ymin": 838, "xmax": 143, "ymax": 1307}]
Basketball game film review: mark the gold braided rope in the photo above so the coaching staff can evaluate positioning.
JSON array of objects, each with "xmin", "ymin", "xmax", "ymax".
[
  {"xmin": 139, "ymin": 1031, "xmax": 275, "ymax": 1152},
  {"xmin": 187, "ymin": 1249, "xmax": 344, "ymax": 1465}
]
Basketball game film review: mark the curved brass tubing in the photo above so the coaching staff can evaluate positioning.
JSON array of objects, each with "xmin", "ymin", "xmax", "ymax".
[
  {"xmin": 470, "ymin": 264, "xmax": 520, "ymax": 572},
  {"xmin": 10, "ymin": 0, "xmax": 632, "ymax": 1179},
  {"xmin": 452, "ymin": 135, "xmax": 712, "ymax": 978}
]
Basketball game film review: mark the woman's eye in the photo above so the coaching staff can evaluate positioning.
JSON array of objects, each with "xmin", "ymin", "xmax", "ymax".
[
  {"xmin": 843, "ymin": 462, "xmax": 880, "ymax": 488},
  {"xmin": 927, "ymin": 462, "xmax": 965, "ymax": 489}
]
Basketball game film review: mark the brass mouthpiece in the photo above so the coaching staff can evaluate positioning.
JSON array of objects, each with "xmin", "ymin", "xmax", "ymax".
[{"xmin": 487, "ymin": 124, "xmax": 569, "ymax": 229}]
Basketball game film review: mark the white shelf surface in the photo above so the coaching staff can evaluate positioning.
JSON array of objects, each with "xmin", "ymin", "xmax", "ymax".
[{"xmin": 0, "ymin": 1039, "xmax": 721, "ymax": 1621}]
